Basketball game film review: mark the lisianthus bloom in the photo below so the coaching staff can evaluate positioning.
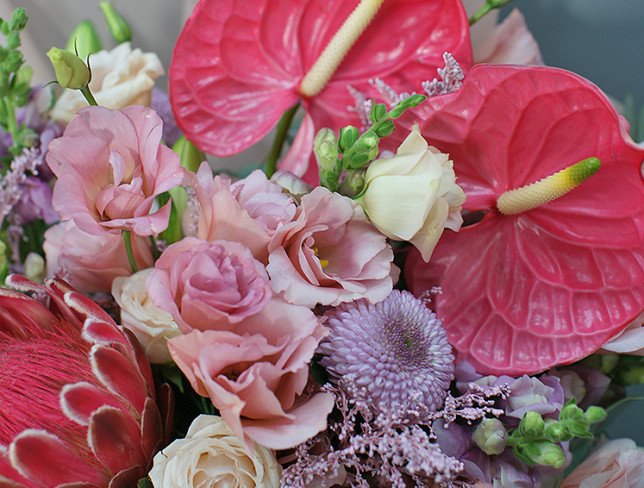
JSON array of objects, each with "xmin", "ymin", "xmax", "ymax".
[
  {"xmin": 47, "ymin": 106, "xmax": 189, "ymax": 236},
  {"xmin": 0, "ymin": 276, "xmax": 172, "ymax": 486},
  {"xmin": 112, "ymin": 269, "xmax": 181, "ymax": 364},
  {"xmin": 169, "ymin": 298, "xmax": 334, "ymax": 449},
  {"xmin": 51, "ymin": 42, "xmax": 164, "ymax": 123},
  {"xmin": 560, "ymin": 438, "xmax": 644, "ymax": 488},
  {"xmin": 149, "ymin": 415, "xmax": 281, "ymax": 487},
  {"xmin": 405, "ymin": 65, "xmax": 644, "ymax": 375},
  {"xmin": 169, "ymin": 0, "xmax": 472, "ymax": 158},
  {"xmin": 267, "ymin": 187, "xmax": 397, "ymax": 308},
  {"xmin": 357, "ymin": 125, "xmax": 465, "ymax": 262},
  {"xmin": 147, "ymin": 237, "xmax": 272, "ymax": 332},
  {"xmin": 193, "ymin": 163, "xmax": 296, "ymax": 262},
  {"xmin": 44, "ymin": 219, "xmax": 154, "ymax": 293}
]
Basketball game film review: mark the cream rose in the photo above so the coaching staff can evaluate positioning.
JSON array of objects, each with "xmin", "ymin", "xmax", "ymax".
[
  {"xmin": 112, "ymin": 268, "xmax": 180, "ymax": 364},
  {"xmin": 51, "ymin": 42, "xmax": 163, "ymax": 123},
  {"xmin": 357, "ymin": 125, "xmax": 465, "ymax": 262},
  {"xmin": 149, "ymin": 415, "xmax": 282, "ymax": 488}
]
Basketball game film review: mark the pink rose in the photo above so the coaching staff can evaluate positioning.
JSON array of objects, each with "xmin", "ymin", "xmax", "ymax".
[
  {"xmin": 43, "ymin": 220, "xmax": 153, "ymax": 293},
  {"xmin": 47, "ymin": 106, "xmax": 188, "ymax": 236},
  {"xmin": 267, "ymin": 187, "xmax": 397, "ymax": 307},
  {"xmin": 168, "ymin": 298, "xmax": 334, "ymax": 449},
  {"xmin": 147, "ymin": 237, "xmax": 272, "ymax": 332},
  {"xmin": 561, "ymin": 438, "xmax": 644, "ymax": 487},
  {"xmin": 194, "ymin": 164, "xmax": 295, "ymax": 261}
]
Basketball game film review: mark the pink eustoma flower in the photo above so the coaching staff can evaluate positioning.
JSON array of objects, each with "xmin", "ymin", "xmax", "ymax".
[
  {"xmin": 147, "ymin": 237, "xmax": 273, "ymax": 332},
  {"xmin": 169, "ymin": 0, "xmax": 472, "ymax": 159},
  {"xmin": 44, "ymin": 219, "xmax": 154, "ymax": 293},
  {"xmin": 267, "ymin": 186, "xmax": 397, "ymax": 308},
  {"xmin": 0, "ymin": 276, "xmax": 173, "ymax": 487},
  {"xmin": 192, "ymin": 163, "xmax": 296, "ymax": 262},
  {"xmin": 47, "ymin": 106, "xmax": 189, "ymax": 236},
  {"xmin": 168, "ymin": 297, "xmax": 334, "ymax": 450},
  {"xmin": 405, "ymin": 65, "xmax": 644, "ymax": 375}
]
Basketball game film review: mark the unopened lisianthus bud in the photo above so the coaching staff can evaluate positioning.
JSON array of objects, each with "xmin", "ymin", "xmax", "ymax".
[
  {"xmin": 99, "ymin": 2, "xmax": 132, "ymax": 43},
  {"xmin": 472, "ymin": 418, "xmax": 507, "ymax": 455},
  {"xmin": 313, "ymin": 128, "xmax": 341, "ymax": 190},
  {"xmin": 65, "ymin": 20, "xmax": 102, "ymax": 59},
  {"xmin": 46, "ymin": 47, "xmax": 90, "ymax": 89},
  {"xmin": 24, "ymin": 252, "xmax": 45, "ymax": 283}
]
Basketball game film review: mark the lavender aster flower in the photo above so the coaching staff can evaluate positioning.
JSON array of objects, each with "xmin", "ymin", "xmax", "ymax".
[{"xmin": 319, "ymin": 290, "xmax": 454, "ymax": 416}]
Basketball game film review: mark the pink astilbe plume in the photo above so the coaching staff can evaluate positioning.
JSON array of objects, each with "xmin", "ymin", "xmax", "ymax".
[{"xmin": 0, "ymin": 275, "xmax": 173, "ymax": 487}]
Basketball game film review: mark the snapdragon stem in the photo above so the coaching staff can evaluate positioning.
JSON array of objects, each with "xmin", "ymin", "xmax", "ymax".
[
  {"xmin": 3, "ymin": 97, "xmax": 21, "ymax": 156},
  {"xmin": 80, "ymin": 86, "xmax": 98, "ymax": 106},
  {"xmin": 264, "ymin": 104, "xmax": 299, "ymax": 178},
  {"xmin": 122, "ymin": 230, "xmax": 138, "ymax": 273}
]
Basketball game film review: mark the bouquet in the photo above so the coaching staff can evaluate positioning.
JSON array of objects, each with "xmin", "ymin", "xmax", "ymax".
[{"xmin": 0, "ymin": 0, "xmax": 642, "ymax": 486}]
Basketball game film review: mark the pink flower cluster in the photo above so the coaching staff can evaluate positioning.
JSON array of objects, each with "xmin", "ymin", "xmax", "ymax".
[{"xmin": 42, "ymin": 106, "xmax": 397, "ymax": 449}]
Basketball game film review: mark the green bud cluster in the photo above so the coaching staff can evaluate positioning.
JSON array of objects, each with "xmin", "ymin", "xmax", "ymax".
[
  {"xmin": 313, "ymin": 94, "xmax": 426, "ymax": 193},
  {"xmin": 0, "ymin": 8, "xmax": 33, "ymax": 158},
  {"xmin": 507, "ymin": 400, "xmax": 606, "ymax": 469}
]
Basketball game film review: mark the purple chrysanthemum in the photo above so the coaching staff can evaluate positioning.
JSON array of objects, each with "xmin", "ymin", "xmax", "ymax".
[{"xmin": 319, "ymin": 290, "xmax": 455, "ymax": 416}]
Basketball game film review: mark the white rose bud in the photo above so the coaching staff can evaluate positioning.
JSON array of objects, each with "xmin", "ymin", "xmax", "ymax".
[
  {"xmin": 112, "ymin": 268, "xmax": 180, "ymax": 364},
  {"xmin": 149, "ymin": 415, "xmax": 282, "ymax": 487},
  {"xmin": 357, "ymin": 125, "xmax": 466, "ymax": 262},
  {"xmin": 51, "ymin": 42, "xmax": 164, "ymax": 123}
]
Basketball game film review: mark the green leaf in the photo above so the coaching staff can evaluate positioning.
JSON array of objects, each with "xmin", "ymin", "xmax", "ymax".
[
  {"xmin": 137, "ymin": 477, "xmax": 153, "ymax": 488},
  {"xmin": 159, "ymin": 363, "xmax": 185, "ymax": 394}
]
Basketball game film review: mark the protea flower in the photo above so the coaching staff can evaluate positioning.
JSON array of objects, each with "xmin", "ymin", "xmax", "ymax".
[{"xmin": 0, "ymin": 275, "xmax": 173, "ymax": 487}]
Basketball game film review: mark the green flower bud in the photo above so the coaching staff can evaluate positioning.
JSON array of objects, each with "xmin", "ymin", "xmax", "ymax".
[
  {"xmin": 313, "ymin": 128, "xmax": 341, "ymax": 190},
  {"xmin": 584, "ymin": 406, "xmax": 607, "ymax": 424},
  {"xmin": 338, "ymin": 170, "xmax": 366, "ymax": 198},
  {"xmin": 543, "ymin": 419, "xmax": 571, "ymax": 442},
  {"xmin": 47, "ymin": 47, "xmax": 90, "ymax": 89},
  {"xmin": 530, "ymin": 442, "xmax": 566, "ymax": 469},
  {"xmin": 8, "ymin": 8, "xmax": 27, "ymax": 32},
  {"xmin": 520, "ymin": 411, "xmax": 545, "ymax": 439},
  {"xmin": 24, "ymin": 252, "xmax": 45, "ymax": 283},
  {"xmin": 472, "ymin": 418, "xmax": 507, "ymax": 455},
  {"xmin": 560, "ymin": 403, "xmax": 584, "ymax": 422},
  {"xmin": 172, "ymin": 136, "xmax": 205, "ymax": 173},
  {"xmin": 369, "ymin": 103, "xmax": 387, "ymax": 123},
  {"xmin": 374, "ymin": 119, "xmax": 395, "ymax": 138},
  {"xmin": 66, "ymin": 20, "xmax": 103, "ymax": 59},
  {"xmin": 338, "ymin": 125, "xmax": 359, "ymax": 151},
  {"xmin": 99, "ymin": 2, "xmax": 132, "ymax": 43}
]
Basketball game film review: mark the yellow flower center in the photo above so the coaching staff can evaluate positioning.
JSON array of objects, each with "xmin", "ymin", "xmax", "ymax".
[{"xmin": 496, "ymin": 157, "xmax": 601, "ymax": 216}]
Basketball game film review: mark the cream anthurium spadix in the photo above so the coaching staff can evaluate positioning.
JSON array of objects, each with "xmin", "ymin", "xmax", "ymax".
[{"xmin": 357, "ymin": 125, "xmax": 465, "ymax": 262}]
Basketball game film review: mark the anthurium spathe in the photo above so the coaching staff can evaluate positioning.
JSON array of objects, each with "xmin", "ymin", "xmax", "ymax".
[
  {"xmin": 404, "ymin": 65, "xmax": 644, "ymax": 376},
  {"xmin": 169, "ymin": 0, "xmax": 472, "ymax": 158}
]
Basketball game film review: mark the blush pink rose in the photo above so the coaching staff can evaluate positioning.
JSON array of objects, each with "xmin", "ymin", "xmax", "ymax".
[
  {"xmin": 561, "ymin": 438, "xmax": 644, "ymax": 488},
  {"xmin": 267, "ymin": 187, "xmax": 397, "ymax": 308},
  {"xmin": 46, "ymin": 105, "xmax": 189, "ymax": 236},
  {"xmin": 193, "ymin": 164, "xmax": 296, "ymax": 262},
  {"xmin": 168, "ymin": 298, "xmax": 334, "ymax": 449},
  {"xmin": 43, "ymin": 220, "xmax": 153, "ymax": 293},
  {"xmin": 147, "ymin": 237, "xmax": 272, "ymax": 332}
]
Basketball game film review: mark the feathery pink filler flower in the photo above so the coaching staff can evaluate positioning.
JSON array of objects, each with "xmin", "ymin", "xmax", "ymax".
[
  {"xmin": 169, "ymin": 0, "xmax": 472, "ymax": 167},
  {"xmin": 47, "ymin": 106, "xmax": 189, "ymax": 236},
  {"xmin": 405, "ymin": 65, "xmax": 644, "ymax": 375},
  {"xmin": 0, "ymin": 276, "xmax": 172, "ymax": 487}
]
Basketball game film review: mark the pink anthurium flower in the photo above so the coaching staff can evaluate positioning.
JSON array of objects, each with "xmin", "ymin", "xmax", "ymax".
[
  {"xmin": 169, "ymin": 0, "xmax": 472, "ymax": 159},
  {"xmin": 404, "ymin": 65, "xmax": 644, "ymax": 375}
]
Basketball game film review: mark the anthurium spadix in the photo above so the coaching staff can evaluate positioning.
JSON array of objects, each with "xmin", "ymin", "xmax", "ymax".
[
  {"xmin": 169, "ymin": 0, "xmax": 472, "ymax": 159},
  {"xmin": 404, "ymin": 65, "xmax": 644, "ymax": 376}
]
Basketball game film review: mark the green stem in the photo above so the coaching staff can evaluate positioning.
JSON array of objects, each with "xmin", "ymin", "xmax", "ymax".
[
  {"xmin": 264, "ymin": 104, "xmax": 299, "ymax": 178},
  {"xmin": 122, "ymin": 230, "xmax": 139, "ymax": 273},
  {"xmin": 3, "ymin": 97, "xmax": 21, "ymax": 156},
  {"xmin": 80, "ymin": 85, "xmax": 98, "ymax": 106},
  {"xmin": 469, "ymin": 4, "xmax": 493, "ymax": 25}
]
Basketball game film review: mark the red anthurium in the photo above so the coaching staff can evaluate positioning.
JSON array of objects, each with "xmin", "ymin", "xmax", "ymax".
[
  {"xmin": 170, "ymin": 0, "xmax": 472, "ymax": 158},
  {"xmin": 405, "ymin": 65, "xmax": 644, "ymax": 375}
]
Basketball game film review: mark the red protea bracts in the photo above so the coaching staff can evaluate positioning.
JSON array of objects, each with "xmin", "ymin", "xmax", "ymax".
[{"xmin": 0, "ymin": 275, "xmax": 173, "ymax": 487}]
